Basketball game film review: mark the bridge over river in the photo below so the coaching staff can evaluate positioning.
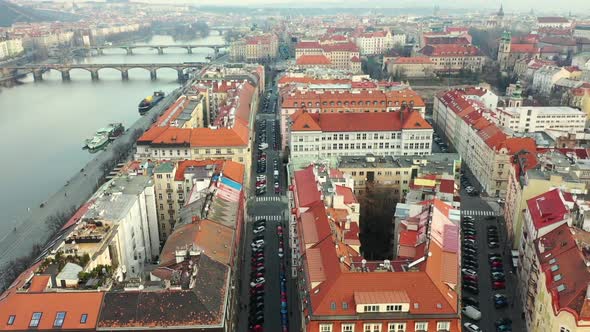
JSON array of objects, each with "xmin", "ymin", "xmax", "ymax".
[
  {"xmin": 2, "ymin": 62, "xmax": 209, "ymax": 81},
  {"xmin": 77, "ymin": 44, "xmax": 228, "ymax": 56}
]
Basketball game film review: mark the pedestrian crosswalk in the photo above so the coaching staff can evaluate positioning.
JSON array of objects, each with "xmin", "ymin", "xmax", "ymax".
[
  {"xmin": 251, "ymin": 215, "xmax": 282, "ymax": 222},
  {"xmin": 461, "ymin": 209, "xmax": 497, "ymax": 217},
  {"xmin": 254, "ymin": 196, "xmax": 282, "ymax": 202}
]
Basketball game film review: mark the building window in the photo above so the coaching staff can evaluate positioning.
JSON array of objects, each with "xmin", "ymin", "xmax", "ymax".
[
  {"xmin": 385, "ymin": 304, "xmax": 402, "ymax": 312},
  {"xmin": 415, "ymin": 322, "xmax": 428, "ymax": 331},
  {"xmin": 388, "ymin": 323, "xmax": 406, "ymax": 332},
  {"xmin": 560, "ymin": 328, "xmax": 571, "ymax": 332},
  {"xmin": 342, "ymin": 324, "xmax": 355, "ymax": 332},
  {"xmin": 363, "ymin": 305, "xmax": 379, "ymax": 312},
  {"xmin": 7, "ymin": 315, "xmax": 15, "ymax": 326},
  {"xmin": 363, "ymin": 323, "xmax": 381, "ymax": 332},
  {"xmin": 29, "ymin": 312, "xmax": 42, "ymax": 327},
  {"xmin": 320, "ymin": 324, "xmax": 333, "ymax": 332},
  {"xmin": 436, "ymin": 321, "xmax": 450, "ymax": 331},
  {"xmin": 53, "ymin": 312, "xmax": 66, "ymax": 327}
]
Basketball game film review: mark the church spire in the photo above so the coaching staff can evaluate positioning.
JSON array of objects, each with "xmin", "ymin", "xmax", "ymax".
[{"xmin": 498, "ymin": 4, "xmax": 504, "ymax": 17}]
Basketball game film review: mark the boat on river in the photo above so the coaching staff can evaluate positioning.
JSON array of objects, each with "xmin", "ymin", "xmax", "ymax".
[
  {"xmin": 138, "ymin": 91, "xmax": 165, "ymax": 114},
  {"xmin": 83, "ymin": 123, "xmax": 124, "ymax": 151},
  {"xmin": 85, "ymin": 133, "xmax": 109, "ymax": 151}
]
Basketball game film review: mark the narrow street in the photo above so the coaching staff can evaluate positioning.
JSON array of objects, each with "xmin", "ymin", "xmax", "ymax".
[{"xmin": 238, "ymin": 76, "xmax": 298, "ymax": 332}]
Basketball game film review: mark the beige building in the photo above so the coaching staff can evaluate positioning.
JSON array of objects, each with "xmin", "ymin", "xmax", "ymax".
[
  {"xmin": 230, "ymin": 33, "xmax": 279, "ymax": 62},
  {"xmin": 505, "ymin": 150, "xmax": 587, "ymax": 250},
  {"xmin": 419, "ymin": 44, "xmax": 486, "ymax": 72},
  {"xmin": 0, "ymin": 38, "xmax": 24, "ymax": 60},
  {"xmin": 386, "ymin": 57, "xmax": 435, "ymax": 78},
  {"xmin": 434, "ymin": 88, "xmax": 537, "ymax": 197},
  {"xmin": 135, "ymin": 79, "xmax": 258, "ymax": 187},
  {"xmin": 337, "ymin": 153, "xmax": 461, "ymax": 201}
]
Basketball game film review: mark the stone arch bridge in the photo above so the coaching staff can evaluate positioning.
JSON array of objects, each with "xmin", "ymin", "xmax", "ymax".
[
  {"xmin": 3, "ymin": 62, "xmax": 208, "ymax": 82},
  {"xmin": 78, "ymin": 44, "xmax": 228, "ymax": 56}
]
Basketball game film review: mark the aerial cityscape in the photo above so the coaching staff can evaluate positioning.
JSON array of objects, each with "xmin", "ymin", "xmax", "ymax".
[{"xmin": 1, "ymin": 0, "xmax": 590, "ymax": 331}]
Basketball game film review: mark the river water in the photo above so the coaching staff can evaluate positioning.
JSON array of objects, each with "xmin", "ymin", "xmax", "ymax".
[{"xmin": 0, "ymin": 33, "xmax": 224, "ymax": 234}]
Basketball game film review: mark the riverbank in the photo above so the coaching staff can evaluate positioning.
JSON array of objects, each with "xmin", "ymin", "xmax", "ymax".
[{"xmin": 0, "ymin": 88, "xmax": 181, "ymax": 277}]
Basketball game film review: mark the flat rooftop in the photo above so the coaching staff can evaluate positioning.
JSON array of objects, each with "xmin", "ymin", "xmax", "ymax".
[
  {"xmin": 338, "ymin": 153, "xmax": 461, "ymax": 175},
  {"xmin": 501, "ymin": 106, "xmax": 585, "ymax": 116}
]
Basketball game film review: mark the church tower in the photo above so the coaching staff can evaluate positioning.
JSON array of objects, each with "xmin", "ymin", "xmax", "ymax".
[{"xmin": 498, "ymin": 31, "xmax": 511, "ymax": 71}]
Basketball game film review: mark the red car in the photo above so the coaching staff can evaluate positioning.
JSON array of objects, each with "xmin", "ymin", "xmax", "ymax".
[
  {"xmin": 256, "ymin": 180, "xmax": 266, "ymax": 186},
  {"xmin": 492, "ymin": 281, "xmax": 506, "ymax": 290},
  {"xmin": 491, "ymin": 261, "xmax": 504, "ymax": 268},
  {"xmin": 463, "ymin": 274, "xmax": 478, "ymax": 282}
]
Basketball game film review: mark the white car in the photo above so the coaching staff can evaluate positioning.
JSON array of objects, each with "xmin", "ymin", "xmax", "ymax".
[
  {"xmin": 253, "ymin": 227, "xmax": 266, "ymax": 234},
  {"xmin": 463, "ymin": 322, "xmax": 481, "ymax": 332},
  {"xmin": 462, "ymin": 306, "xmax": 482, "ymax": 320},
  {"xmin": 462, "ymin": 268, "xmax": 478, "ymax": 277},
  {"xmin": 497, "ymin": 198, "xmax": 506, "ymax": 204},
  {"xmin": 251, "ymin": 240, "xmax": 265, "ymax": 247},
  {"xmin": 278, "ymin": 247, "xmax": 284, "ymax": 258}
]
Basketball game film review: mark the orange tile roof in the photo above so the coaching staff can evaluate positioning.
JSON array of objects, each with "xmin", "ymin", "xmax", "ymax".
[
  {"xmin": 296, "ymin": 54, "xmax": 332, "ymax": 65},
  {"xmin": 354, "ymin": 291, "xmax": 410, "ymax": 304},
  {"xmin": 394, "ymin": 56, "xmax": 433, "ymax": 64},
  {"xmin": 290, "ymin": 111, "xmax": 322, "ymax": 131},
  {"xmin": 221, "ymin": 160, "xmax": 245, "ymax": 185},
  {"xmin": 28, "ymin": 275, "xmax": 50, "ymax": 292},
  {"xmin": 0, "ymin": 292, "xmax": 104, "ymax": 330},
  {"xmin": 291, "ymin": 110, "xmax": 431, "ymax": 133},
  {"xmin": 420, "ymin": 44, "xmax": 481, "ymax": 57},
  {"xmin": 174, "ymin": 159, "xmax": 223, "ymax": 181}
]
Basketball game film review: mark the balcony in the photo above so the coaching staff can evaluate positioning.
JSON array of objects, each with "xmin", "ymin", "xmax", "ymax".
[
  {"xmin": 167, "ymin": 199, "xmax": 174, "ymax": 204},
  {"xmin": 166, "ymin": 188, "xmax": 173, "ymax": 193}
]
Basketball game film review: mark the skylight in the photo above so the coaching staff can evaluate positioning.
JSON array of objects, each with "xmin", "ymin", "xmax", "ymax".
[
  {"xmin": 553, "ymin": 274, "xmax": 562, "ymax": 282},
  {"xmin": 557, "ymin": 284, "xmax": 566, "ymax": 292},
  {"xmin": 550, "ymin": 264, "xmax": 559, "ymax": 272}
]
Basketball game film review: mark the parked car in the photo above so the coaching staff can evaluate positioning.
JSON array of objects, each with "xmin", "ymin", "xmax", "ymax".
[
  {"xmin": 463, "ymin": 322, "xmax": 482, "ymax": 332},
  {"xmin": 494, "ymin": 294, "xmax": 509, "ymax": 308},
  {"xmin": 462, "ymin": 268, "xmax": 478, "ymax": 277},
  {"xmin": 463, "ymin": 274, "xmax": 478, "ymax": 282},
  {"xmin": 494, "ymin": 318, "xmax": 513, "ymax": 327},
  {"xmin": 492, "ymin": 281, "xmax": 506, "ymax": 290},
  {"xmin": 462, "ymin": 296, "xmax": 479, "ymax": 307},
  {"xmin": 463, "ymin": 284, "xmax": 479, "ymax": 294},
  {"xmin": 462, "ymin": 306, "xmax": 482, "ymax": 320}
]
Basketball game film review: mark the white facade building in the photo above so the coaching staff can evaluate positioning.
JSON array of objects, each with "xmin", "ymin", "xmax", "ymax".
[
  {"xmin": 289, "ymin": 110, "xmax": 433, "ymax": 161},
  {"xmin": 83, "ymin": 175, "xmax": 160, "ymax": 277},
  {"xmin": 492, "ymin": 106, "xmax": 587, "ymax": 137},
  {"xmin": 532, "ymin": 65, "xmax": 571, "ymax": 96},
  {"xmin": 0, "ymin": 38, "xmax": 24, "ymax": 60}
]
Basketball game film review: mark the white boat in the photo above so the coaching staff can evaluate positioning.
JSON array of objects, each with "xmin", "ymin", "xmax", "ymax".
[{"xmin": 85, "ymin": 133, "xmax": 109, "ymax": 150}]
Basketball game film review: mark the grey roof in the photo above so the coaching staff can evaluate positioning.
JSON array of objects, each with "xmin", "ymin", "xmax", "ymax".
[{"xmin": 56, "ymin": 262, "xmax": 83, "ymax": 281}]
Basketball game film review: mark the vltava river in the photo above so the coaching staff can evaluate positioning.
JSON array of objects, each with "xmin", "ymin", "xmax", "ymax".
[{"xmin": 0, "ymin": 33, "xmax": 224, "ymax": 234}]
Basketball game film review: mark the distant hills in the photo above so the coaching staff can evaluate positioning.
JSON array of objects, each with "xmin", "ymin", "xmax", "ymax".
[{"xmin": 0, "ymin": 0, "xmax": 80, "ymax": 27}]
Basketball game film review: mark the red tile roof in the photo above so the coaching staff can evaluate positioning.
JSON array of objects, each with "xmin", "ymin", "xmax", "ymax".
[
  {"xmin": 0, "ymin": 292, "xmax": 104, "ymax": 330},
  {"xmin": 296, "ymin": 54, "xmax": 331, "ymax": 65},
  {"xmin": 527, "ymin": 189, "xmax": 570, "ymax": 231},
  {"xmin": 295, "ymin": 41, "xmax": 322, "ymax": 49},
  {"xmin": 439, "ymin": 179, "xmax": 455, "ymax": 194},
  {"xmin": 28, "ymin": 275, "xmax": 50, "ymax": 292},
  {"xmin": 420, "ymin": 44, "xmax": 481, "ymax": 57},
  {"xmin": 393, "ymin": 56, "xmax": 433, "ymax": 64},
  {"xmin": 509, "ymin": 43, "xmax": 540, "ymax": 54},
  {"xmin": 535, "ymin": 224, "xmax": 590, "ymax": 320},
  {"xmin": 291, "ymin": 110, "xmax": 431, "ymax": 133},
  {"xmin": 322, "ymin": 42, "xmax": 359, "ymax": 53},
  {"xmin": 335, "ymin": 185, "xmax": 357, "ymax": 204},
  {"xmin": 294, "ymin": 165, "xmax": 322, "ymax": 208}
]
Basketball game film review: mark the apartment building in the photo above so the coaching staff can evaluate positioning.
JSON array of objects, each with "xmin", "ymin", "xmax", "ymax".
[
  {"xmin": 492, "ymin": 106, "xmax": 587, "ymax": 137},
  {"xmin": 418, "ymin": 44, "xmax": 486, "ymax": 72},
  {"xmin": 353, "ymin": 29, "xmax": 395, "ymax": 55},
  {"xmin": 536, "ymin": 16, "xmax": 572, "ymax": 29},
  {"xmin": 433, "ymin": 88, "xmax": 537, "ymax": 197},
  {"xmin": 385, "ymin": 57, "xmax": 436, "ymax": 78},
  {"xmin": 0, "ymin": 160, "xmax": 246, "ymax": 332},
  {"xmin": 279, "ymin": 87, "xmax": 426, "ymax": 151},
  {"xmin": 337, "ymin": 153, "xmax": 461, "ymax": 201},
  {"xmin": 135, "ymin": 79, "xmax": 258, "ymax": 186},
  {"xmin": 229, "ymin": 33, "xmax": 279, "ymax": 62},
  {"xmin": 505, "ymin": 149, "xmax": 587, "ymax": 250},
  {"xmin": 532, "ymin": 65, "xmax": 574, "ymax": 96},
  {"xmin": 295, "ymin": 40, "xmax": 361, "ymax": 72},
  {"xmin": 0, "ymin": 38, "xmax": 24, "ymax": 60},
  {"xmin": 289, "ymin": 110, "xmax": 433, "ymax": 163},
  {"xmin": 289, "ymin": 165, "xmax": 461, "ymax": 332}
]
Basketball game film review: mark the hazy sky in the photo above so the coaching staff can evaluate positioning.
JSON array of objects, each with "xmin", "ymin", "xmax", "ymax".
[{"xmin": 125, "ymin": 0, "xmax": 590, "ymax": 12}]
